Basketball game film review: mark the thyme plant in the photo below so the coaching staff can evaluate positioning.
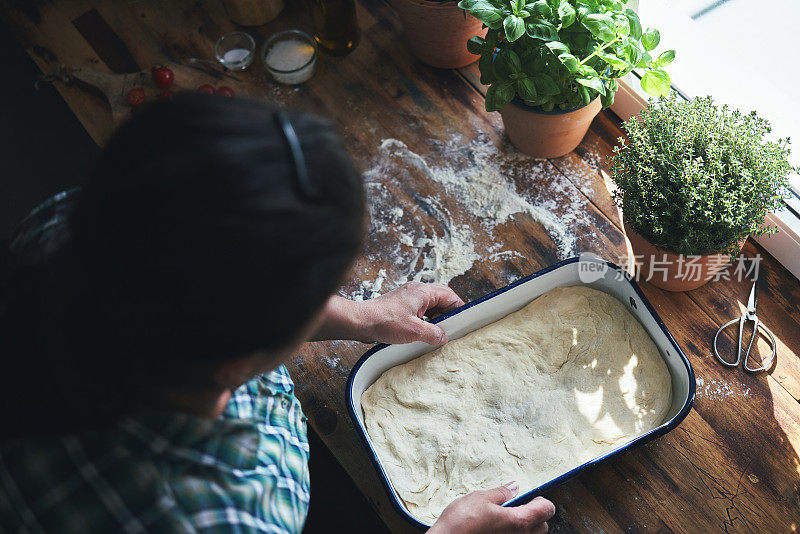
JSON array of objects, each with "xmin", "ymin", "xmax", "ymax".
[
  {"xmin": 611, "ymin": 94, "xmax": 796, "ymax": 256},
  {"xmin": 458, "ymin": 0, "xmax": 674, "ymax": 111}
]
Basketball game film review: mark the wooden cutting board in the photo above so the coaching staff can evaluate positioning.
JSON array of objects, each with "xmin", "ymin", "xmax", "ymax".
[{"xmin": 43, "ymin": 60, "xmax": 249, "ymax": 124}]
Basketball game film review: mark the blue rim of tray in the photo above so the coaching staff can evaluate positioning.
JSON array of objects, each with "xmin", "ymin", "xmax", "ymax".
[{"xmin": 345, "ymin": 257, "xmax": 696, "ymax": 530}]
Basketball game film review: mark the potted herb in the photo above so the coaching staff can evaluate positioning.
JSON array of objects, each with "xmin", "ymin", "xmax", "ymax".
[
  {"xmin": 390, "ymin": 0, "xmax": 487, "ymax": 69},
  {"xmin": 459, "ymin": 0, "xmax": 674, "ymax": 158},
  {"xmin": 611, "ymin": 94, "xmax": 796, "ymax": 291}
]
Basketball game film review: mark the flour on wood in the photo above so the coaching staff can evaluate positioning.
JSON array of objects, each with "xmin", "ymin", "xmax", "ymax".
[{"xmin": 348, "ymin": 135, "xmax": 599, "ymax": 301}]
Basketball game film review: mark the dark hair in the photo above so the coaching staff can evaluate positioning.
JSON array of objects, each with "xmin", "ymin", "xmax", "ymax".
[{"xmin": 0, "ymin": 95, "xmax": 364, "ymax": 436}]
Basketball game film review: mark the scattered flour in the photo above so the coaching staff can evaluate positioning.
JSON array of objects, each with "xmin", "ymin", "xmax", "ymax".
[
  {"xmin": 410, "ymin": 224, "xmax": 480, "ymax": 284},
  {"xmin": 398, "ymin": 232, "xmax": 414, "ymax": 247},
  {"xmin": 489, "ymin": 250, "xmax": 524, "ymax": 261},
  {"xmin": 350, "ymin": 268, "xmax": 388, "ymax": 302},
  {"xmin": 378, "ymin": 138, "xmax": 577, "ymax": 255},
  {"xmin": 346, "ymin": 134, "xmax": 599, "ymax": 301},
  {"xmin": 695, "ymin": 376, "xmax": 751, "ymax": 400},
  {"xmin": 388, "ymin": 206, "xmax": 404, "ymax": 220},
  {"xmin": 321, "ymin": 355, "xmax": 341, "ymax": 369}
]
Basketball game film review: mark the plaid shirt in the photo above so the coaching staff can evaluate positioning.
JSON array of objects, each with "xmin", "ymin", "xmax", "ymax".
[{"xmin": 0, "ymin": 366, "xmax": 311, "ymax": 534}]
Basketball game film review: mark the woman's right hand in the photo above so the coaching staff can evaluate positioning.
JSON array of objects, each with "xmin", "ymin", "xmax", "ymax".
[{"xmin": 427, "ymin": 482, "xmax": 555, "ymax": 534}]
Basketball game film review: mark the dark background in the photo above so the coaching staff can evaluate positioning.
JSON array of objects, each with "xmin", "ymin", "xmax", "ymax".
[
  {"xmin": 0, "ymin": 20, "xmax": 387, "ymax": 533},
  {"xmin": 0, "ymin": 21, "xmax": 95, "ymax": 238}
]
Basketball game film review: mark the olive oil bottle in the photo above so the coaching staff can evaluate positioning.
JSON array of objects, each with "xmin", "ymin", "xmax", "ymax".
[{"xmin": 310, "ymin": 0, "xmax": 360, "ymax": 56}]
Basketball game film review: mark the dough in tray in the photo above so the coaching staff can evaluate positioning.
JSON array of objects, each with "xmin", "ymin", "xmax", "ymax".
[{"xmin": 361, "ymin": 285, "xmax": 672, "ymax": 524}]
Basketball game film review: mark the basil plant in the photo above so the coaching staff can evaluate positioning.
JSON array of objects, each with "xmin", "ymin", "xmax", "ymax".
[{"xmin": 458, "ymin": 0, "xmax": 675, "ymax": 112}]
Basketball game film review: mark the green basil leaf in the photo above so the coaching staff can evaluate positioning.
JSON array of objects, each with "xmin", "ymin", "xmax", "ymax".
[
  {"xmin": 577, "ymin": 76, "xmax": 606, "ymax": 95},
  {"xmin": 478, "ymin": 54, "xmax": 496, "ymax": 85},
  {"xmin": 656, "ymin": 49, "xmax": 675, "ymax": 67},
  {"xmin": 601, "ymin": 87, "xmax": 615, "ymax": 108},
  {"xmin": 457, "ymin": 0, "xmax": 480, "ymax": 9},
  {"xmin": 545, "ymin": 41, "xmax": 570, "ymax": 55},
  {"xmin": 598, "ymin": 51, "xmax": 628, "ymax": 69},
  {"xmin": 517, "ymin": 76, "xmax": 538, "ymax": 100},
  {"xmin": 525, "ymin": 95, "xmax": 549, "ymax": 107},
  {"xmin": 504, "ymin": 14, "xmax": 526, "ymax": 41},
  {"xmin": 558, "ymin": 1, "xmax": 576, "ymax": 28},
  {"xmin": 577, "ymin": 84, "xmax": 591, "ymax": 106},
  {"xmin": 513, "ymin": 0, "xmax": 526, "ymax": 14},
  {"xmin": 641, "ymin": 68, "xmax": 671, "ymax": 96},
  {"xmin": 526, "ymin": 0, "xmax": 552, "ymax": 17},
  {"xmin": 578, "ymin": 64, "xmax": 599, "ymax": 78},
  {"xmin": 535, "ymin": 73, "xmax": 561, "ymax": 95},
  {"xmin": 623, "ymin": 39, "xmax": 643, "ymax": 67},
  {"xmin": 469, "ymin": 3, "xmax": 505, "ymax": 29},
  {"xmin": 485, "ymin": 80, "xmax": 516, "ymax": 112},
  {"xmin": 526, "ymin": 20, "xmax": 559, "ymax": 40},
  {"xmin": 636, "ymin": 50, "xmax": 652, "ymax": 68},
  {"xmin": 581, "ymin": 14, "xmax": 616, "ymax": 41},
  {"xmin": 532, "ymin": 53, "xmax": 547, "ymax": 71},
  {"xmin": 467, "ymin": 36, "xmax": 487, "ymax": 55},
  {"xmin": 494, "ymin": 50, "xmax": 515, "ymax": 77},
  {"xmin": 506, "ymin": 49, "xmax": 522, "ymax": 72},
  {"xmin": 558, "ymin": 52, "xmax": 579, "ymax": 72},
  {"xmin": 642, "ymin": 28, "xmax": 660, "ymax": 51},
  {"xmin": 624, "ymin": 8, "xmax": 642, "ymax": 39},
  {"xmin": 614, "ymin": 14, "xmax": 630, "ymax": 36}
]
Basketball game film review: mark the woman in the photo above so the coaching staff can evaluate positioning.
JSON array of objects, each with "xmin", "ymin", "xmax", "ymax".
[{"xmin": 0, "ymin": 96, "xmax": 555, "ymax": 533}]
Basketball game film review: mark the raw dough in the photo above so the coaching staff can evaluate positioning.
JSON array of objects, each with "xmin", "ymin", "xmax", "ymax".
[{"xmin": 361, "ymin": 286, "xmax": 672, "ymax": 524}]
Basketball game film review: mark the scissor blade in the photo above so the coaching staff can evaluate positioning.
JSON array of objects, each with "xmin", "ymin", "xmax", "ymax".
[{"xmin": 747, "ymin": 280, "xmax": 758, "ymax": 312}]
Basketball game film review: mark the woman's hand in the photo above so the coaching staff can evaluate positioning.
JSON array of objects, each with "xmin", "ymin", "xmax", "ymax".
[
  {"xmin": 428, "ymin": 483, "xmax": 555, "ymax": 534},
  {"xmin": 309, "ymin": 283, "xmax": 464, "ymax": 345}
]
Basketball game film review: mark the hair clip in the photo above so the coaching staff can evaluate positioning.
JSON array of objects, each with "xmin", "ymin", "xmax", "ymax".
[{"xmin": 274, "ymin": 110, "xmax": 318, "ymax": 200}]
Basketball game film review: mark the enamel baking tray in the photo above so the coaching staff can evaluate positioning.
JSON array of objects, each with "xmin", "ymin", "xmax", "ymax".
[{"xmin": 346, "ymin": 257, "xmax": 695, "ymax": 530}]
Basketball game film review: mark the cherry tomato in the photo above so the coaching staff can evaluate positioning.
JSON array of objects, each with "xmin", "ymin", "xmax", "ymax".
[
  {"xmin": 197, "ymin": 84, "xmax": 215, "ymax": 94},
  {"xmin": 151, "ymin": 66, "xmax": 174, "ymax": 89},
  {"xmin": 215, "ymin": 86, "xmax": 235, "ymax": 98},
  {"xmin": 158, "ymin": 89, "xmax": 175, "ymax": 101},
  {"xmin": 126, "ymin": 87, "xmax": 146, "ymax": 107}
]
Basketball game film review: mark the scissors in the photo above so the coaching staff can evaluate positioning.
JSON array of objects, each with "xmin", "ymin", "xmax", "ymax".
[{"xmin": 713, "ymin": 280, "xmax": 777, "ymax": 372}]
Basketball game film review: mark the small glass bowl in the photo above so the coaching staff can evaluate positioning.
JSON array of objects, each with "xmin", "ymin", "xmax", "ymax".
[
  {"xmin": 215, "ymin": 31, "xmax": 256, "ymax": 71},
  {"xmin": 262, "ymin": 29, "xmax": 318, "ymax": 85}
]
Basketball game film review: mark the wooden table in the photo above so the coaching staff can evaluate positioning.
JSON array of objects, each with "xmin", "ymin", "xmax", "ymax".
[{"xmin": 3, "ymin": 1, "xmax": 799, "ymax": 532}]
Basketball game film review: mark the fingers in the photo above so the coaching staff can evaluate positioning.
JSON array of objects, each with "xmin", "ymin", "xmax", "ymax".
[
  {"xmin": 478, "ymin": 481, "xmax": 519, "ymax": 505},
  {"xmin": 432, "ymin": 486, "xmax": 554, "ymax": 534},
  {"xmin": 509, "ymin": 496, "xmax": 556, "ymax": 530},
  {"xmin": 410, "ymin": 317, "xmax": 448, "ymax": 346},
  {"xmin": 361, "ymin": 283, "xmax": 463, "ymax": 345},
  {"xmin": 418, "ymin": 284, "xmax": 465, "ymax": 317},
  {"xmin": 387, "ymin": 282, "xmax": 464, "ymax": 318}
]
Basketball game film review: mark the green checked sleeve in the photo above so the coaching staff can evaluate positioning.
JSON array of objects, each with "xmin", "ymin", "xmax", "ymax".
[
  {"xmin": 209, "ymin": 364, "xmax": 312, "ymax": 533},
  {"xmin": 0, "ymin": 366, "xmax": 312, "ymax": 534}
]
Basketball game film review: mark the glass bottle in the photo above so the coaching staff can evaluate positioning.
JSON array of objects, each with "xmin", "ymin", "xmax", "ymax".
[
  {"xmin": 223, "ymin": 0, "xmax": 285, "ymax": 26},
  {"xmin": 310, "ymin": 0, "xmax": 360, "ymax": 56}
]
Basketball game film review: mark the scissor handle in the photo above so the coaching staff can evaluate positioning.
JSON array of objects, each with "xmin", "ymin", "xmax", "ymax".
[
  {"xmin": 743, "ymin": 319, "xmax": 777, "ymax": 373},
  {"xmin": 713, "ymin": 317, "xmax": 743, "ymax": 367}
]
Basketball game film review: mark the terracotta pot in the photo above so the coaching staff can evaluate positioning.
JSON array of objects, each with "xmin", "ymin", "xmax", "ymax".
[
  {"xmin": 389, "ymin": 0, "xmax": 487, "ymax": 69},
  {"xmin": 623, "ymin": 220, "xmax": 747, "ymax": 292},
  {"xmin": 499, "ymin": 97, "xmax": 602, "ymax": 158}
]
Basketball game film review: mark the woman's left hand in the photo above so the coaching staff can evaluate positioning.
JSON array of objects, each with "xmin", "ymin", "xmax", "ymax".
[{"xmin": 310, "ymin": 283, "xmax": 464, "ymax": 345}]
